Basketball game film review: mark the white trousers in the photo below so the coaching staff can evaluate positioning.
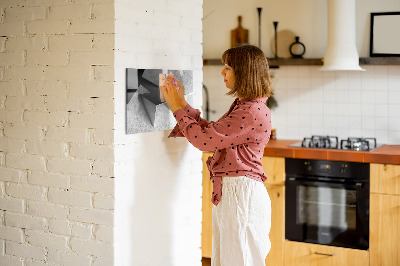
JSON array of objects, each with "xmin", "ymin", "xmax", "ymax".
[{"xmin": 211, "ymin": 176, "xmax": 272, "ymax": 266}]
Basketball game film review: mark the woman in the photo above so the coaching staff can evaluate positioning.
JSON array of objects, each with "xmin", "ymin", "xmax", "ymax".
[{"xmin": 161, "ymin": 44, "xmax": 273, "ymax": 266}]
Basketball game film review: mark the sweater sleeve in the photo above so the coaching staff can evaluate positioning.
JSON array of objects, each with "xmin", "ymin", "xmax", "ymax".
[
  {"xmin": 172, "ymin": 106, "xmax": 256, "ymax": 152},
  {"xmin": 168, "ymin": 103, "xmax": 211, "ymax": 138}
]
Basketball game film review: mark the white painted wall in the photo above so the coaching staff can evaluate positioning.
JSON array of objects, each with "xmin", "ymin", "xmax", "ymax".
[
  {"xmin": 0, "ymin": 0, "xmax": 115, "ymax": 265},
  {"xmin": 203, "ymin": 0, "xmax": 400, "ymax": 58},
  {"xmin": 113, "ymin": 0, "xmax": 203, "ymax": 265},
  {"xmin": 203, "ymin": 0, "xmax": 400, "ymax": 144}
]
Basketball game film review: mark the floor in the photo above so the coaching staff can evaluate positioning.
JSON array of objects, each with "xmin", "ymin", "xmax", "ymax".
[{"xmin": 202, "ymin": 257, "xmax": 211, "ymax": 266}]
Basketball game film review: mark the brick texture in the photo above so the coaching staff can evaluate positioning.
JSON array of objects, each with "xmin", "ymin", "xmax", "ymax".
[{"xmin": 0, "ymin": 0, "xmax": 204, "ymax": 265}]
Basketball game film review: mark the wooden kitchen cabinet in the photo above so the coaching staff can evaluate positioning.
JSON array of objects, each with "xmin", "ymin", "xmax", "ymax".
[
  {"xmin": 264, "ymin": 184, "xmax": 285, "ymax": 266},
  {"xmin": 370, "ymin": 163, "xmax": 400, "ymax": 266},
  {"xmin": 201, "ymin": 153, "xmax": 286, "ymax": 266},
  {"xmin": 202, "ymin": 152, "xmax": 213, "ymax": 258},
  {"xmin": 370, "ymin": 163, "xmax": 400, "ymax": 195},
  {"xmin": 262, "ymin": 156, "xmax": 285, "ymax": 266},
  {"xmin": 284, "ymin": 241, "xmax": 369, "ymax": 266}
]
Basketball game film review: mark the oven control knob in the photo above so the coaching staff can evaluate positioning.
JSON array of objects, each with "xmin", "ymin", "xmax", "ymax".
[
  {"xmin": 340, "ymin": 164, "xmax": 347, "ymax": 174},
  {"xmin": 304, "ymin": 162, "xmax": 312, "ymax": 171}
]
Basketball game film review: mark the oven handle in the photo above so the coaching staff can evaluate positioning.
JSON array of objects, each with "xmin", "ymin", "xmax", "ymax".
[
  {"xmin": 314, "ymin": 252, "xmax": 335, "ymax": 257},
  {"xmin": 286, "ymin": 177, "xmax": 364, "ymax": 189}
]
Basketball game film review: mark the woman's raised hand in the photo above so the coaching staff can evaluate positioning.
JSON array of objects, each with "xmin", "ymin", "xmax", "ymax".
[{"xmin": 160, "ymin": 75, "xmax": 185, "ymax": 113}]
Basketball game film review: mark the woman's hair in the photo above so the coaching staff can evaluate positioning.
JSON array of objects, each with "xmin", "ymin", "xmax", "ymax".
[{"xmin": 221, "ymin": 44, "xmax": 273, "ymax": 99}]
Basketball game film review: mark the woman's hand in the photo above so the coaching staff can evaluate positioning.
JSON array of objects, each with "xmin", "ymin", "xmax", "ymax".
[
  {"xmin": 160, "ymin": 76, "xmax": 184, "ymax": 113},
  {"xmin": 170, "ymin": 75, "xmax": 187, "ymax": 108}
]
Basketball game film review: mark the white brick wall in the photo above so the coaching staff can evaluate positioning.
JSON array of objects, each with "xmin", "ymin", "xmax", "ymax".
[
  {"xmin": 114, "ymin": 0, "xmax": 203, "ymax": 265},
  {"xmin": 0, "ymin": 0, "xmax": 115, "ymax": 265}
]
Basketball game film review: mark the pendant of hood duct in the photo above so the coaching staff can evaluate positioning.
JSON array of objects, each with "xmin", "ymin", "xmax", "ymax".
[{"xmin": 320, "ymin": 0, "xmax": 365, "ymax": 71}]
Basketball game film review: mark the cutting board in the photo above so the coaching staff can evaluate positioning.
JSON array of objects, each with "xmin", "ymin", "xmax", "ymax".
[{"xmin": 231, "ymin": 16, "xmax": 249, "ymax": 48}]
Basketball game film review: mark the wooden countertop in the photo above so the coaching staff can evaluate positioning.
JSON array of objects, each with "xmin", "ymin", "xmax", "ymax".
[{"xmin": 263, "ymin": 139, "xmax": 400, "ymax": 165}]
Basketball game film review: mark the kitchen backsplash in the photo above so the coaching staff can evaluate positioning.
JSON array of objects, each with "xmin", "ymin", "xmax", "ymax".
[{"xmin": 203, "ymin": 65, "xmax": 400, "ymax": 144}]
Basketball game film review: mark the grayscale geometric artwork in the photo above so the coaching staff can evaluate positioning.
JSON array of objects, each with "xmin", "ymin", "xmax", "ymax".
[{"xmin": 126, "ymin": 68, "xmax": 193, "ymax": 134}]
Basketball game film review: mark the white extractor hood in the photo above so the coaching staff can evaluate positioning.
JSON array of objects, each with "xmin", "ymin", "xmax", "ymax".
[{"xmin": 320, "ymin": 0, "xmax": 365, "ymax": 71}]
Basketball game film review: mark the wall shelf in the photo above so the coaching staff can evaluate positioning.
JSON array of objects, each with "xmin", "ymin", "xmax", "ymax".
[{"xmin": 203, "ymin": 57, "xmax": 400, "ymax": 67}]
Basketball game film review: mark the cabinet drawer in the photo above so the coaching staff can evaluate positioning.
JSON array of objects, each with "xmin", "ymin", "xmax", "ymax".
[{"xmin": 284, "ymin": 241, "xmax": 369, "ymax": 266}]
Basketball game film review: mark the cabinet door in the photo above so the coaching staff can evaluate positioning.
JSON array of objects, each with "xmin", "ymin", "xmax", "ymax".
[
  {"xmin": 202, "ymin": 152, "xmax": 213, "ymax": 258},
  {"xmin": 284, "ymin": 241, "xmax": 369, "ymax": 266},
  {"xmin": 370, "ymin": 193, "xmax": 400, "ymax": 266},
  {"xmin": 264, "ymin": 184, "xmax": 284, "ymax": 266},
  {"xmin": 370, "ymin": 164, "xmax": 400, "ymax": 195},
  {"xmin": 261, "ymin": 156, "xmax": 285, "ymax": 185}
]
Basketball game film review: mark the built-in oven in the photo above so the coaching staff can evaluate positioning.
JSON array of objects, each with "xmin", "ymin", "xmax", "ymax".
[{"xmin": 285, "ymin": 158, "xmax": 369, "ymax": 250}]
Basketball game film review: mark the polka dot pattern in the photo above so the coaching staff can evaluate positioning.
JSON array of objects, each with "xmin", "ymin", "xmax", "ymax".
[{"xmin": 168, "ymin": 97, "xmax": 272, "ymax": 206}]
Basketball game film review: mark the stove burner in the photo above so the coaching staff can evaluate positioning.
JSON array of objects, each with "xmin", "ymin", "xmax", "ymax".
[
  {"xmin": 340, "ymin": 137, "xmax": 377, "ymax": 151},
  {"xmin": 301, "ymin": 135, "xmax": 339, "ymax": 149}
]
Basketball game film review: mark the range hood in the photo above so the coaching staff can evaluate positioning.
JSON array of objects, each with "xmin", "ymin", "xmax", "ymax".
[{"xmin": 320, "ymin": 0, "xmax": 365, "ymax": 71}]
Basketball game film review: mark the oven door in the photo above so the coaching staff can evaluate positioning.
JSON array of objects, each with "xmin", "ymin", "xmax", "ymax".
[{"xmin": 285, "ymin": 177, "xmax": 369, "ymax": 250}]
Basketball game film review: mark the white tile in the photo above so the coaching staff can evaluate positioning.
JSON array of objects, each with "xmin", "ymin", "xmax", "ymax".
[
  {"xmin": 322, "ymin": 70, "xmax": 335, "ymax": 78},
  {"xmin": 335, "ymin": 73, "xmax": 349, "ymax": 90},
  {"xmin": 348, "ymin": 90, "xmax": 362, "ymax": 103},
  {"xmin": 348, "ymin": 116, "xmax": 362, "ymax": 129},
  {"xmin": 311, "ymin": 87, "xmax": 323, "ymax": 101},
  {"xmin": 336, "ymin": 115, "xmax": 348, "ymax": 128},
  {"xmin": 362, "ymin": 90, "xmax": 374, "ymax": 104},
  {"xmin": 311, "ymin": 114, "xmax": 324, "ymax": 128},
  {"xmin": 361, "ymin": 75, "xmax": 374, "ymax": 91},
  {"xmin": 349, "ymin": 128, "xmax": 362, "ymax": 137},
  {"xmin": 287, "ymin": 113, "xmax": 300, "ymax": 127},
  {"xmin": 298, "ymin": 77, "xmax": 310, "ymax": 89},
  {"xmin": 323, "ymin": 127, "xmax": 337, "ymax": 135},
  {"xmin": 298, "ymin": 67, "xmax": 311, "ymax": 78},
  {"xmin": 374, "ymin": 130, "xmax": 389, "ymax": 144},
  {"xmin": 374, "ymin": 65, "xmax": 388, "ymax": 78},
  {"xmin": 362, "ymin": 116, "xmax": 375, "ymax": 130},
  {"xmin": 388, "ymin": 131, "xmax": 400, "ymax": 144},
  {"xmin": 310, "ymin": 77, "xmax": 324, "ymax": 90},
  {"xmin": 362, "ymin": 128, "xmax": 375, "ymax": 138},
  {"xmin": 388, "ymin": 76, "xmax": 400, "ymax": 91},
  {"xmin": 285, "ymin": 66, "xmax": 298, "ymax": 77},
  {"xmin": 336, "ymin": 90, "xmax": 349, "ymax": 103},
  {"xmin": 374, "ymin": 90, "xmax": 388, "ymax": 104},
  {"xmin": 311, "ymin": 102, "xmax": 324, "ymax": 113},
  {"xmin": 374, "ymin": 117, "xmax": 389, "ymax": 130},
  {"xmin": 388, "ymin": 65, "xmax": 400, "ymax": 76},
  {"xmin": 374, "ymin": 78, "xmax": 388, "ymax": 91},
  {"xmin": 310, "ymin": 66, "xmax": 323, "ymax": 77},
  {"xmin": 336, "ymin": 103, "xmax": 349, "ymax": 116},
  {"xmin": 375, "ymin": 104, "xmax": 389, "ymax": 117},
  {"xmin": 336, "ymin": 128, "xmax": 349, "ymax": 140},
  {"xmin": 348, "ymin": 75, "xmax": 362, "ymax": 91},
  {"xmin": 361, "ymin": 104, "xmax": 374, "ymax": 116},
  {"xmin": 323, "ymin": 87, "xmax": 336, "ymax": 103},
  {"xmin": 311, "ymin": 127, "xmax": 324, "ymax": 136},
  {"xmin": 388, "ymin": 91, "xmax": 400, "ymax": 104},
  {"xmin": 348, "ymin": 103, "xmax": 362, "ymax": 116},
  {"xmin": 323, "ymin": 115, "xmax": 336, "ymax": 129},
  {"xmin": 388, "ymin": 117, "xmax": 400, "ymax": 131},
  {"xmin": 286, "ymin": 77, "xmax": 299, "ymax": 89},
  {"xmin": 388, "ymin": 104, "xmax": 400, "ymax": 117},
  {"xmin": 323, "ymin": 103, "xmax": 336, "ymax": 115}
]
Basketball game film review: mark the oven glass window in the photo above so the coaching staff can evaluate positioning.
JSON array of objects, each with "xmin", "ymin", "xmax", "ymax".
[{"xmin": 297, "ymin": 186, "xmax": 356, "ymax": 230}]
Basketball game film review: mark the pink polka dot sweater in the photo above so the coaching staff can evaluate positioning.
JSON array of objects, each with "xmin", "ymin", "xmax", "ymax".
[{"xmin": 168, "ymin": 97, "xmax": 272, "ymax": 206}]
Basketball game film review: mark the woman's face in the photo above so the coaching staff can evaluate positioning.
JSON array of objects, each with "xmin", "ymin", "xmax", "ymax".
[{"xmin": 220, "ymin": 64, "xmax": 235, "ymax": 89}]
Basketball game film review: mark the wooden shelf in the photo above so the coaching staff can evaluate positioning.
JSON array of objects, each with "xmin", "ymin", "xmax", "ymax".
[
  {"xmin": 359, "ymin": 57, "xmax": 400, "ymax": 65},
  {"xmin": 203, "ymin": 58, "xmax": 323, "ymax": 67},
  {"xmin": 203, "ymin": 57, "xmax": 400, "ymax": 67}
]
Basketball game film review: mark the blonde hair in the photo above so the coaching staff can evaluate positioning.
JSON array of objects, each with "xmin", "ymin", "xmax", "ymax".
[{"xmin": 221, "ymin": 44, "xmax": 273, "ymax": 99}]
